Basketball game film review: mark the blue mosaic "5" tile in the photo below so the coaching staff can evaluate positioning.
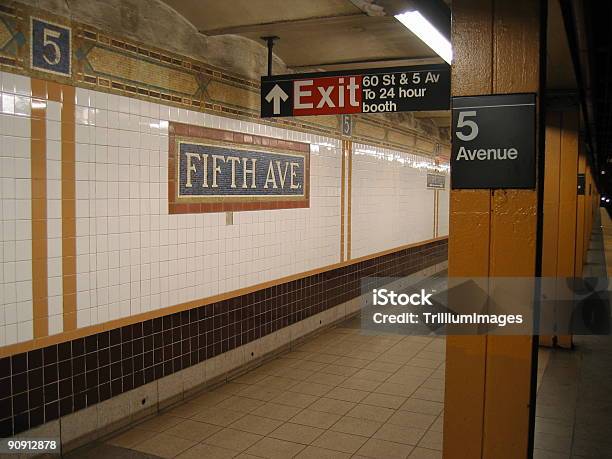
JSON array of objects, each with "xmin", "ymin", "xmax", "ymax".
[{"xmin": 31, "ymin": 18, "xmax": 71, "ymax": 77}]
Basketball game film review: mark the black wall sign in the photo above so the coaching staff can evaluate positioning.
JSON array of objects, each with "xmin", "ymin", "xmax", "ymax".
[
  {"xmin": 427, "ymin": 174, "xmax": 446, "ymax": 189},
  {"xmin": 451, "ymin": 93, "xmax": 536, "ymax": 189},
  {"xmin": 261, "ymin": 64, "xmax": 450, "ymax": 118}
]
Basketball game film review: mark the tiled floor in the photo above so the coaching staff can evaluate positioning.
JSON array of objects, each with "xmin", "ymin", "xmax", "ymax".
[
  {"xmin": 99, "ymin": 327, "xmax": 446, "ymax": 459},
  {"xmin": 533, "ymin": 209, "xmax": 612, "ymax": 459},
  {"xmin": 533, "ymin": 332, "xmax": 612, "ymax": 459}
]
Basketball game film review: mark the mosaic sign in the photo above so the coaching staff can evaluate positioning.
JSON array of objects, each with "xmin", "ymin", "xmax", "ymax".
[
  {"xmin": 30, "ymin": 17, "xmax": 71, "ymax": 76},
  {"xmin": 178, "ymin": 142, "xmax": 305, "ymax": 198},
  {"xmin": 169, "ymin": 123, "xmax": 310, "ymax": 213}
]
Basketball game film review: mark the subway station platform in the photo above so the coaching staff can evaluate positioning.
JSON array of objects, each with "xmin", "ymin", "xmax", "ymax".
[{"xmin": 1, "ymin": 1, "xmax": 612, "ymax": 458}]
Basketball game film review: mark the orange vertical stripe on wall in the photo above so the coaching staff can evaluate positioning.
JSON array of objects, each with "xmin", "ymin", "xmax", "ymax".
[
  {"xmin": 347, "ymin": 141, "xmax": 352, "ymax": 261},
  {"xmin": 61, "ymin": 85, "xmax": 77, "ymax": 331},
  {"xmin": 31, "ymin": 79, "xmax": 49, "ymax": 338}
]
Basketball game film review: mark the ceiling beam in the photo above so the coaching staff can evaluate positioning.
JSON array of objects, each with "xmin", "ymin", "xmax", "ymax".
[
  {"xmin": 291, "ymin": 56, "xmax": 444, "ymax": 72},
  {"xmin": 200, "ymin": 13, "xmax": 369, "ymax": 36}
]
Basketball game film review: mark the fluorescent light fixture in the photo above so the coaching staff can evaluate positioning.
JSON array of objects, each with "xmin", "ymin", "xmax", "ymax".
[{"xmin": 395, "ymin": 10, "xmax": 452, "ymax": 64}]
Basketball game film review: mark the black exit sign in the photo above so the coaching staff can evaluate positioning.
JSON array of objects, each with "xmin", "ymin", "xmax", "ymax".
[{"xmin": 451, "ymin": 93, "xmax": 536, "ymax": 189}]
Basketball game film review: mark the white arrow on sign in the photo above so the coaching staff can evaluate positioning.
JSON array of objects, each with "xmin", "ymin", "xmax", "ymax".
[{"xmin": 265, "ymin": 84, "xmax": 289, "ymax": 115}]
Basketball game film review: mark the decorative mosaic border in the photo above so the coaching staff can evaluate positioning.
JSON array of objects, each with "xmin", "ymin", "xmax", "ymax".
[
  {"xmin": 168, "ymin": 122, "xmax": 310, "ymax": 213},
  {"xmin": 0, "ymin": 1, "xmax": 450, "ymax": 160},
  {"xmin": 0, "ymin": 4, "xmax": 24, "ymax": 68}
]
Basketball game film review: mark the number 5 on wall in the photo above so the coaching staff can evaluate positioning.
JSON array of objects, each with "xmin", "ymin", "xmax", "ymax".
[{"xmin": 31, "ymin": 17, "xmax": 72, "ymax": 77}]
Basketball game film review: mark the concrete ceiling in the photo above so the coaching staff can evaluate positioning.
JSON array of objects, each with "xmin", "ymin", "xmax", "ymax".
[
  {"xmin": 413, "ymin": 110, "xmax": 450, "ymax": 128},
  {"xmin": 214, "ymin": 15, "xmax": 436, "ymax": 70},
  {"xmin": 162, "ymin": 0, "xmax": 442, "ymax": 69},
  {"xmin": 161, "ymin": 0, "xmax": 451, "ymax": 126},
  {"xmin": 165, "ymin": 0, "xmax": 361, "ymax": 33}
]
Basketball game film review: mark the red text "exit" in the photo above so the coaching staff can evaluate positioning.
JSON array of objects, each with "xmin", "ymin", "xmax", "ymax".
[{"xmin": 293, "ymin": 76, "xmax": 362, "ymax": 116}]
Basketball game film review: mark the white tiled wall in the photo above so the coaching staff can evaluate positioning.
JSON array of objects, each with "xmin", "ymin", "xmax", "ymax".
[
  {"xmin": 351, "ymin": 143, "xmax": 447, "ymax": 259},
  {"xmin": 0, "ymin": 68, "xmax": 451, "ymax": 343},
  {"xmin": 0, "ymin": 71, "xmax": 33, "ymax": 346},
  {"xmin": 73, "ymin": 88, "xmax": 342, "ymax": 327}
]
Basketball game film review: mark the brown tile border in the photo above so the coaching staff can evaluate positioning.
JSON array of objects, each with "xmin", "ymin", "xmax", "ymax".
[
  {"xmin": 60, "ymin": 85, "xmax": 77, "ymax": 331},
  {"xmin": 31, "ymin": 79, "xmax": 48, "ymax": 338},
  {"xmin": 437, "ymin": 190, "xmax": 440, "ymax": 237},
  {"xmin": 167, "ymin": 122, "xmax": 310, "ymax": 214},
  {"xmin": 433, "ymin": 190, "xmax": 438, "ymax": 238},
  {"xmin": 340, "ymin": 140, "xmax": 347, "ymax": 263},
  {"xmin": 347, "ymin": 141, "xmax": 353, "ymax": 260}
]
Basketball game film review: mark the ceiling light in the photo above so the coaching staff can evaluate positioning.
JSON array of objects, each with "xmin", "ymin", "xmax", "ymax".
[{"xmin": 395, "ymin": 10, "xmax": 452, "ymax": 64}]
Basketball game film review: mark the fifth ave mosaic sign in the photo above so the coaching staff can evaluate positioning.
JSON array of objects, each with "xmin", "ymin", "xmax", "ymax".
[
  {"xmin": 168, "ymin": 122, "xmax": 310, "ymax": 214},
  {"xmin": 261, "ymin": 64, "xmax": 450, "ymax": 118},
  {"xmin": 177, "ymin": 142, "xmax": 306, "ymax": 198}
]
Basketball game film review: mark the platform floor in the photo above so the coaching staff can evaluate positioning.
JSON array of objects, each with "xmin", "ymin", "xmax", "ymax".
[
  {"xmin": 73, "ymin": 317, "xmax": 556, "ymax": 458},
  {"xmin": 82, "ymin": 329, "xmax": 447, "ymax": 459}
]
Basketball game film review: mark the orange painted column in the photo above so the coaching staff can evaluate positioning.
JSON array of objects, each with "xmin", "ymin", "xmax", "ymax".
[
  {"xmin": 540, "ymin": 112, "xmax": 561, "ymax": 348},
  {"xmin": 556, "ymin": 112, "xmax": 579, "ymax": 280},
  {"xmin": 444, "ymin": 0, "xmax": 543, "ymax": 457},
  {"xmin": 556, "ymin": 111, "xmax": 579, "ymax": 349},
  {"xmin": 584, "ymin": 165, "xmax": 594, "ymax": 257},
  {"xmin": 540, "ymin": 110, "xmax": 579, "ymax": 348},
  {"xmin": 574, "ymin": 146, "xmax": 586, "ymax": 278}
]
